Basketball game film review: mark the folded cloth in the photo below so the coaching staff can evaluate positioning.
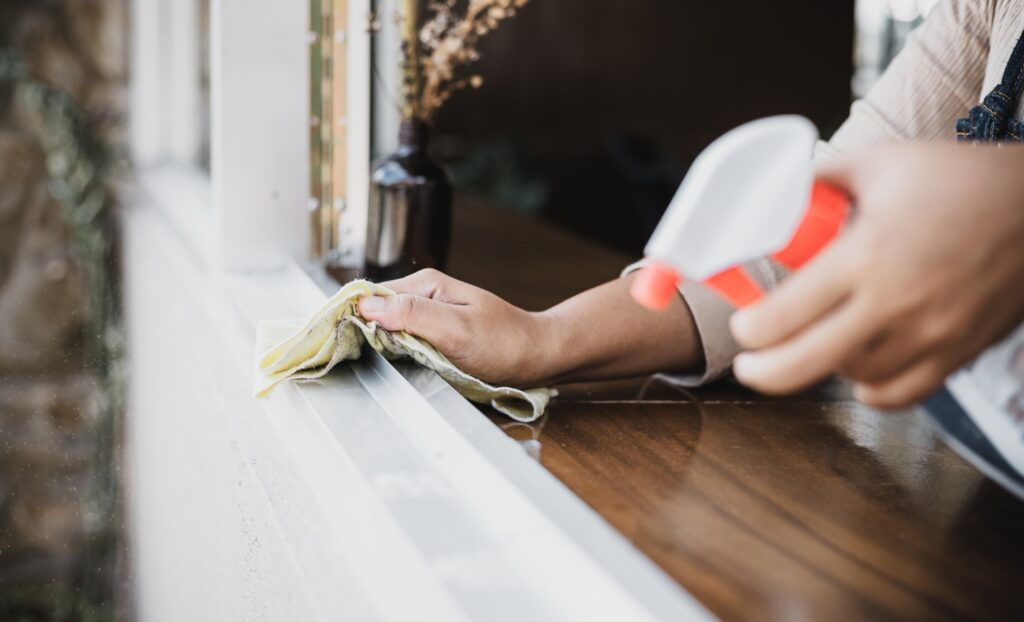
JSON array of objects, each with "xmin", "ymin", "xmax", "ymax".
[{"xmin": 254, "ymin": 279, "xmax": 555, "ymax": 422}]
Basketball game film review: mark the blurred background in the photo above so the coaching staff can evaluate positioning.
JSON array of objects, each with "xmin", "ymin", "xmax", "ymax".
[
  {"xmin": 433, "ymin": 1, "xmax": 856, "ymax": 253},
  {"xmin": 0, "ymin": 0, "xmax": 935, "ymax": 618},
  {"xmin": 0, "ymin": 0, "xmax": 126, "ymax": 620},
  {"xmin": 429, "ymin": 0, "xmax": 936, "ymax": 254}
]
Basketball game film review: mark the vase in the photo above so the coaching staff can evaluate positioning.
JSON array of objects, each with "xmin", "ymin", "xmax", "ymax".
[{"xmin": 365, "ymin": 119, "xmax": 453, "ymax": 281}]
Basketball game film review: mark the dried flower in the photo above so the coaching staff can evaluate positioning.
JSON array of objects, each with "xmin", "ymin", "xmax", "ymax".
[
  {"xmin": 384, "ymin": 0, "xmax": 531, "ymax": 122},
  {"xmin": 366, "ymin": 11, "xmax": 382, "ymax": 34}
]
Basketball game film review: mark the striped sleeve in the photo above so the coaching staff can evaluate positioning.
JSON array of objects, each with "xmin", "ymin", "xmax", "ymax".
[{"xmin": 826, "ymin": 0, "xmax": 994, "ymax": 155}]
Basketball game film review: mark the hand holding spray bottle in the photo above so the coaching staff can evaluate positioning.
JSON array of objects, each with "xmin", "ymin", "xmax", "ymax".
[{"xmin": 631, "ymin": 116, "xmax": 851, "ymax": 311}]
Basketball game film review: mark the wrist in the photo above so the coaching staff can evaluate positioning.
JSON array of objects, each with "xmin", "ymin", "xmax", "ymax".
[{"xmin": 523, "ymin": 308, "xmax": 572, "ymax": 387}]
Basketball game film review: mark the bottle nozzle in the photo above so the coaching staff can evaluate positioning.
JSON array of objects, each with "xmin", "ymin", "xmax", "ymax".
[{"xmin": 631, "ymin": 263, "xmax": 681, "ymax": 311}]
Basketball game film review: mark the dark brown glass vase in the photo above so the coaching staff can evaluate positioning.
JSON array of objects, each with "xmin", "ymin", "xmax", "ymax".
[{"xmin": 365, "ymin": 120, "xmax": 453, "ymax": 281}]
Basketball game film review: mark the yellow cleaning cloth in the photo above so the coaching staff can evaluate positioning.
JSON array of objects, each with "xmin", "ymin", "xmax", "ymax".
[{"xmin": 254, "ymin": 279, "xmax": 555, "ymax": 422}]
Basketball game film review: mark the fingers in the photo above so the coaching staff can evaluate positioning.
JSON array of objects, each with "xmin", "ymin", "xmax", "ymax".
[
  {"xmin": 731, "ymin": 236, "xmax": 856, "ymax": 350},
  {"xmin": 378, "ymin": 268, "xmax": 478, "ymax": 305},
  {"xmin": 378, "ymin": 268, "xmax": 445, "ymax": 298},
  {"xmin": 358, "ymin": 292, "xmax": 465, "ymax": 348},
  {"xmin": 853, "ymin": 358, "xmax": 951, "ymax": 409},
  {"xmin": 732, "ymin": 297, "xmax": 877, "ymax": 395},
  {"xmin": 839, "ymin": 329, "xmax": 931, "ymax": 385}
]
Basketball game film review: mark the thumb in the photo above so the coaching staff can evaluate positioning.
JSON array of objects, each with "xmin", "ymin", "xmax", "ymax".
[{"xmin": 358, "ymin": 293, "xmax": 459, "ymax": 346}]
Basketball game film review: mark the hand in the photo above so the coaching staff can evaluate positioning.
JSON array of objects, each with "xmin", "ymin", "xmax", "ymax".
[
  {"xmin": 359, "ymin": 269, "xmax": 553, "ymax": 387},
  {"xmin": 730, "ymin": 144, "xmax": 1024, "ymax": 408},
  {"xmin": 359, "ymin": 268, "xmax": 704, "ymax": 388}
]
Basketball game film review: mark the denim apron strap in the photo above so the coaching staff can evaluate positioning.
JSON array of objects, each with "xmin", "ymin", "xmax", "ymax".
[{"xmin": 956, "ymin": 28, "xmax": 1024, "ymax": 142}]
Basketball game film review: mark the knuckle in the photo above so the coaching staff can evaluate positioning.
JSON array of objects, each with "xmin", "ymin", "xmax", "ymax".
[
  {"xmin": 410, "ymin": 267, "xmax": 452, "ymax": 299},
  {"xmin": 416, "ymin": 267, "xmax": 443, "ymax": 283},
  {"xmin": 395, "ymin": 294, "xmax": 418, "ymax": 322},
  {"xmin": 922, "ymin": 311, "xmax": 961, "ymax": 345},
  {"xmin": 919, "ymin": 317, "xmax": 949, "ymax": 345}
]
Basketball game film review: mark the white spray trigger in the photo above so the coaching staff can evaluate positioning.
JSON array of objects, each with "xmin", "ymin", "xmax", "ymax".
[{"xmin": 645, "ymin": 115, "xmax": 819, "ymax": 281}]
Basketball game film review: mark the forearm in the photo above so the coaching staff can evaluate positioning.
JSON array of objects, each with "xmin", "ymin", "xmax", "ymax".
[{"xmin": 532, "ymin": 273, "xmax": 704, "ymax": 385}]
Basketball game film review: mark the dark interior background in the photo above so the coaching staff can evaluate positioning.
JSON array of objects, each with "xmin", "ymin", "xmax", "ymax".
[{"xmin": 432, "ymin": 0, "xmax": 856, "ymax": 255}]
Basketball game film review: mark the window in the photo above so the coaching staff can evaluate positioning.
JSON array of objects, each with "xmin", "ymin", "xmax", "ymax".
[
  {"xmin": 853, "ymin": 0, "xmax": 940, "ymax": 96},
  {"xmin": 310, "ymin": 0, "xmax": 373, "ymax": 269},
  {"xmin": 124, "ymin": 3, "xmax": 707, "ymax": 619},
  {"xmin": 131, "ymin": 0, "xmax": 208, "ymax": 169},
  {"xmin": 132, "ymin": 0, "xmax": 373, "ymax": 269}
]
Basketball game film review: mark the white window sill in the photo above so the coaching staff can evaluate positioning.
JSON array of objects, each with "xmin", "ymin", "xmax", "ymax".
[{"xmin": 125, "ymin": 164, "xmax": 712, "ymax": 621}]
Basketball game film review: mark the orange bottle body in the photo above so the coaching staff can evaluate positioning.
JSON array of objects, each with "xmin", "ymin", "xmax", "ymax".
[{"xmin": 632, "ymin": 181, "xmax": 851, "ymax": 310}]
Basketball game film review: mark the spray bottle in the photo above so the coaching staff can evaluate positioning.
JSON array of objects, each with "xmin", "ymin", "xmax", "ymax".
[{"xmin": 631, "ymin": 116, "xmax": 851, "ymax": 311}]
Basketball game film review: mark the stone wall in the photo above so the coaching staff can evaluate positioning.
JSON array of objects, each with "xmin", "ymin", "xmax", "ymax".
[{"xmin": 0, "ymin": 0, "xmax": 126, "ymax": 618}]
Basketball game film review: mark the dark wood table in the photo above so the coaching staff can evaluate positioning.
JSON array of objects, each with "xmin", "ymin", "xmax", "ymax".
[{"xmin": 447, "ymin": 197, "xmax": 1024, "ymax": 622}]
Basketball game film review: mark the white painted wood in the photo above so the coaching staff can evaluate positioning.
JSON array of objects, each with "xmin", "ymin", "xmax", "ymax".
[
  {"xmin": 125, "ymin": 201, "xmax": 325, "ymax": 622},
  {"xmin": 129, "ymin": 2, "xmax": 715, "ymax": 607},
  {"xmin": 341, "ymin": 0, "xmax": 372, "ymax": 265},
  {"xmin": 129, "ymin": 0, "xmax": 166, "ymax": 164},
  {"xmin": 223, "ymin": 262, "xmax": 711, "ymax": 620},
  {"xmin": 167, "ymin": 0, "xmax": 203, "ymax": 163},
  {"xmin": 371, "ymin": 0, "xmax": 402, "ymax": 160},
  {"xmin": 136, "ymin": 163, "xmax": 214, "ymax": 264},
  {"xmin": 209, "ymin": 0, "xmax": 310, "ymax": 269},
  {"xmin": 134, "ymin": 0, "xmax": 372, "ymax": 267},
  {"xmin": 127, "ymin": 167, "xmax": 715, "ymax": 620},
  {"xmin": 130, "ymin": 0, "xmax": 204, "ymax": 166},
  {"xmin": 394, "ymin": 363, "xmax": 718, "ymax": 621}
]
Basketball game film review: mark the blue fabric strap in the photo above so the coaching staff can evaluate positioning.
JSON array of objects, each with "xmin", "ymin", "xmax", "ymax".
[{"xmin": 956, "ymin": 28, "xmax": 1024, "ymax": 142}]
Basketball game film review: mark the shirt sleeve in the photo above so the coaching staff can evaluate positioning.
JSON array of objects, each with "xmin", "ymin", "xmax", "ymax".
[
  {"xmin": 825, "ymin": 0, "xmax": 994, "ymax": 157},
  {"xmin": 622, "ymin": 257, "xmax": 786, "ymax": 386},
  {"xmin": 634, "ymin": 0, "xmax": 994, "ymax": 386}
]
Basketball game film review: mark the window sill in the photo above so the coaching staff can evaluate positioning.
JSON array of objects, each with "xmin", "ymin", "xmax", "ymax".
[{"xmin": 125, "ymin": 164, "xmax": 711, "ymax": 621}]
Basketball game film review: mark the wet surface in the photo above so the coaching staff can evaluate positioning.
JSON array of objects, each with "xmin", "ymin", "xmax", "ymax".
[
  {"xmin": 488, "ymin": 376, "xmax": 1024, "ymax": 621},
  {"xmin": 452, "ymin": 197, "xmax": 1024, "ymax": 621}
]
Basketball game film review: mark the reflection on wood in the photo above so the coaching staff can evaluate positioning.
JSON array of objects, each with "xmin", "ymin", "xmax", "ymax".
[
  {"xmin": 451, "ymin": 198, "xmax": 1024, "ymax": 621},
  {"xmin": 534, "ymin": 382, "xmax": 1024, "ymax": 621}
]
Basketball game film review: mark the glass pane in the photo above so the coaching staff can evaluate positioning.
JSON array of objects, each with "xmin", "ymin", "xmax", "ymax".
[{"xmin": 0, "ymin": 2, "xmax": 126, "ymax": 619}]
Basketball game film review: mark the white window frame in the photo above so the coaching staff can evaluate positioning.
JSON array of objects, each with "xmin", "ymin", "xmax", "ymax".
[
  {"xmin": 130, "ymin": 0, "xmax": 204, "ymax": 165},
  {"xmin": 125, "ymin": 2, "xmax": 711, "ymax": 619},
  {"xmin": 130, "ymin": 0, "xmax": 372, "ymax": 269}
]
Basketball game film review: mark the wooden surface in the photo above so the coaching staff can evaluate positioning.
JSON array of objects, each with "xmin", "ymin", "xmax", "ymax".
[{"xmin": 447, "ymin": 197, "xmax": 1024, "ymax": 622}]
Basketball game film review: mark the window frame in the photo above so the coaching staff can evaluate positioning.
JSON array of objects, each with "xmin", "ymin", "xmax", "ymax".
[
  {"xmin": 124, "ymin": 2, "xmax": 711, "ymax": 618},
  {"xmin": 130, "ymin": 0, "xmax": 373, "ymax": 269}
]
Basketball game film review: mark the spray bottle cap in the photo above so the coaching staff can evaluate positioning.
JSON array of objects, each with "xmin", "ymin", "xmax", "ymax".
[{"xmin": 631, "ymin": 262, "xmax": 681, "ymax": 311}]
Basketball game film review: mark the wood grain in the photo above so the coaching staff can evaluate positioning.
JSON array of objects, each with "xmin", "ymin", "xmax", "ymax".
[{"xmin": 450, "ymin": 198, "xmax": 1024, "ymax": 621}]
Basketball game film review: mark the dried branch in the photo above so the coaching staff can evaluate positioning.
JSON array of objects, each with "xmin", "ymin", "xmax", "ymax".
[{"xmin": 396, "ymin": 0, "xmax": 530, "ymax": 122}]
